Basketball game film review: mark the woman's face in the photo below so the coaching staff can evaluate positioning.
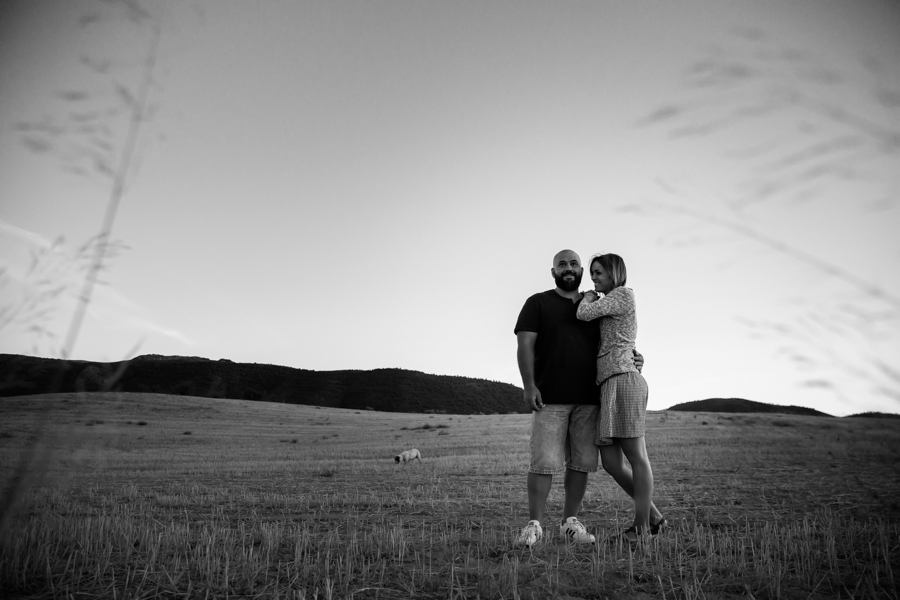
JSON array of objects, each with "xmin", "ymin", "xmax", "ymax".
[{"xmin": 590, "ymin": 262, "xmax": 614, "ymax": 294}]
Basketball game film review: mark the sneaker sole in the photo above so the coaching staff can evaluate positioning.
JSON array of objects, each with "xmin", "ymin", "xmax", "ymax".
[
  {"xmin": 516, "ymin": 533, "xmax": 542, "ymax": 549},
  {"xmin": 561, "ymin": 533, "xmax": 596, "ymax": 544}
]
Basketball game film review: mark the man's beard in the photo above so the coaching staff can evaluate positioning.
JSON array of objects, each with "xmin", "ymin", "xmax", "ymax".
[{"xmin": 554, "ymin": 270, "xmax": 582, "ymax": 292}]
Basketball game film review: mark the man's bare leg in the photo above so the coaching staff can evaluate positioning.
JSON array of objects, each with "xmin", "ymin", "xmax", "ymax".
[
  {"xmin": 527, "ymin": 472, "xmax": 553, "ymax": 522},
  {"xmin": 562, "ymin": 468, "xmax": 588, "ymax": 523}
]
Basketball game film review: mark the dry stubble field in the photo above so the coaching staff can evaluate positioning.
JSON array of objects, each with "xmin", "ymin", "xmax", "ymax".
[{"xmin": 1, "ymin": 392, "xmax": 898, "ymax": 599}]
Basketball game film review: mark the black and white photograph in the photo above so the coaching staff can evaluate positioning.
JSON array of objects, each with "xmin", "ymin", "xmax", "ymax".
[{"xmin": 1, "ymin": 1, "xmax": 898, "ymax": 598}]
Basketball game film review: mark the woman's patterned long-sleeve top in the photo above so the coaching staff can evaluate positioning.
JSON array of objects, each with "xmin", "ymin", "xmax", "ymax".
[{"xmin": 576, "ymin": 286, "xmax": 638, "ymax": 385}]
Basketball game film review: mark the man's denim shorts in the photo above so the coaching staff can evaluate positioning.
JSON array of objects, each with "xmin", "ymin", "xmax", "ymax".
[{"xmin": 529, "ymin": 404, "xmax": 599, "ymax": 475}]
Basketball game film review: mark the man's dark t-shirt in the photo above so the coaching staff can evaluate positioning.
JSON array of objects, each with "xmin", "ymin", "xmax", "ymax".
[{"xmin": 514, "ymin": 289, "xmax": 600, "ymax": 405}]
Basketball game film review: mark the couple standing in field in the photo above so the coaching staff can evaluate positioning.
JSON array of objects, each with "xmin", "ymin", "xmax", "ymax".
[{"xmin": 513, "ymin": 248, "xmax": 664, "ymax": 548}]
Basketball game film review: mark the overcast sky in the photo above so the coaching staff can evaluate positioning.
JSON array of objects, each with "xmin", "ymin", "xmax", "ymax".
[{"xmin": 1, "ymin": 0, "xmax": 898, "ymax": 416}]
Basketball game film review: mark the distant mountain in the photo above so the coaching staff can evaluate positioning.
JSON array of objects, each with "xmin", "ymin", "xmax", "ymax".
[
  {"xmin": 668, "ymin": 397, "xmax": 832, "ymax": 417},
  {"xmin": 0, "ymin": 353, "xmax": 528, "ymax": 415},
  {"xmin": 845, "ymin": 412, "xmax": 900, "ymax": 419}
]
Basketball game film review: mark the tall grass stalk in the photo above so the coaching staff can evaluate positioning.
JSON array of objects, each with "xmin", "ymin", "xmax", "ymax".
[
  {"xmin": 1, "ymin": 0, "xmax": 168, "ymax": 552},
  {"xmin": 632, "ymin": 31, "xmax": 900, "ymax": 406},
  {"xmin": 60, "ymin": 0, "xmax": 165, "ymax": 360}
]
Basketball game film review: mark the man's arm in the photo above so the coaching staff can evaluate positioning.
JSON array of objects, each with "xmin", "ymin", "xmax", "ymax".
[{"xmin": 516, "ymin": 331, "xmax": 543, "ymax": 411}]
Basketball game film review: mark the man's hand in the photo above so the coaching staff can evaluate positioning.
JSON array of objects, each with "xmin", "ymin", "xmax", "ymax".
[
  {"xmin": 524, "ymin": 383, "xmax": 544, "ymax": 411},
  {"xmin": 633, "ymin": 349, "xmax": 644, "ymax": 373}
]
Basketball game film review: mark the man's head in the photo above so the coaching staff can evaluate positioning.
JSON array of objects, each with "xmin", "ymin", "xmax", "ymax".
[{"xmin": 550, "ymin": 249, "xmax": 583, "ymax": 292}]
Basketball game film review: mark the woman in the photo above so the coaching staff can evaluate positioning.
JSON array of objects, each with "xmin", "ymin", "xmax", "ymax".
[{"xmin": 576, "ymin": 253, "xmax": 665, "ymax": 543}]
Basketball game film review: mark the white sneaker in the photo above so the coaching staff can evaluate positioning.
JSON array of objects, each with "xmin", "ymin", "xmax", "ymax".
[
  {"xmin": 515, "ymin": 520, "xmax": 543, "ymax": 548},
  {"xmin": 559, "ymin": 516, "xmax": 595, "ymax": 544}
]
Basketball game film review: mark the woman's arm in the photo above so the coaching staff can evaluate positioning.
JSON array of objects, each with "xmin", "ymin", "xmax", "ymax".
[{"xmin": 576, "ymin": 287, "xmax": 634, "ymax": 321}]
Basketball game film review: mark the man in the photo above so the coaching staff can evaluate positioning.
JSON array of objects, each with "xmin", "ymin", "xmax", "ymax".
[{"xmin": 513, "ymin": 249, "xmax": 641, "ymax": 548}]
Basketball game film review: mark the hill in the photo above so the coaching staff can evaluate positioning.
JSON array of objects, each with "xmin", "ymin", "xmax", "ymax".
[
  {"xmin": 668, "ymin": 397, "xmax": 832, "ymax": 417},
  {"xmin": 0, "ymin": 353, "xmax": 528, "ymax": 415},
  {"xmin": 845, "ymin": 412, "xmax": 900, "ymax": 419}
]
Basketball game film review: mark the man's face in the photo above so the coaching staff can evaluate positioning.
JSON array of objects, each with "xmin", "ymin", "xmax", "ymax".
[{"xmin": 551, "ymin": 252, "xmax": 583, "ymax": 292}]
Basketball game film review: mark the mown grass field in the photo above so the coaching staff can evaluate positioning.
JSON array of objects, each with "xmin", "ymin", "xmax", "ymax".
[{"xmin": 1, "ymin": 392, "xmax": 898, "ymax": 599}]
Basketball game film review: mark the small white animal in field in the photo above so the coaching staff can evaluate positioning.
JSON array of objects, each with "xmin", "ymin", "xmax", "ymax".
[{"xmin": 395, "ymin": 449, "xmax": 422, "ymax": 464}]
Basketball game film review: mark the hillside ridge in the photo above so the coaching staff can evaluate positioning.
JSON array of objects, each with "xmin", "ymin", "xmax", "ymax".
[
  {"xmin": 0, "ymin": 353, "xmax": 527, "ymax": 415},
  {"xmin": 669, "ymin": 397, "xmax": 832, "ymax": 417},
  {"xmin": 6, "ymin": 354, "xmax": 879, "ymax": 418}
]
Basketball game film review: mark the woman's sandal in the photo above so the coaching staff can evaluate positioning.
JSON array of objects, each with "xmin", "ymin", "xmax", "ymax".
[
  {"xmin": 622, "ymin": 519, "xmax": 667, "ymax": 546},
  {"xmin": 650, "ymin": 516, "xmax": 668, "ymax": 536},
  {"xmin": 621, "ymin": 525, "xmax": 652, "ymax": 548},
  {"xmin": 621, "ymin": 526, "xmax": 639, "ymax": 546}
]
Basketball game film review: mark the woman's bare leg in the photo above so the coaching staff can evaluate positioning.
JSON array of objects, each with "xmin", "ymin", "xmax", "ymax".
[
  {"xmin": 615, "ymin": 437, "xmax": 654, "ymax": 532},
  {"xmin": 599, "ymin": 441, "xmax": 662, "ymax": 525}
]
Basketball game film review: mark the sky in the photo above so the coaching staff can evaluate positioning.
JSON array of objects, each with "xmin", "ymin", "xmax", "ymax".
[{"xmin": 1, "ymin": 0, "xmax": 898, "ymax": 417}]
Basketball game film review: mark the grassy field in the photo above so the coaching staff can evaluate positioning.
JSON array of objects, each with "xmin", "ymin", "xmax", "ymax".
[{"xmin": 1, "ymin": 392, "xmax": 898, "ymax": 599}]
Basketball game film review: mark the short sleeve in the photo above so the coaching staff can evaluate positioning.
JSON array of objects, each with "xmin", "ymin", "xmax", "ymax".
[{"xmin": 514, "ymin": 294, "xmax": 541, "ymax": 334}]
